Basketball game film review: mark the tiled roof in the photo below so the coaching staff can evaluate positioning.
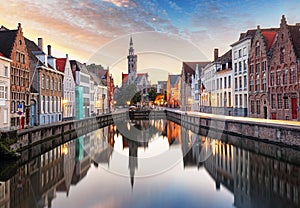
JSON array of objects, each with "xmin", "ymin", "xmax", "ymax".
[
  {"xmin": 56, "ymin": 58, "xmax": 66, "ymax": 73},
  {"xmin": 288, "ymin": 25, "xmax": 300, "ymax": 58},
  {"xmin": 261, "ymin": 30, "xmax": 277, "ymax": 50},
  {"xmin": 216, "ymin": 49, "xmax": 232, "ymax": 63},
  {"xmin": 122, "ymin": 73, "xmax": 128, "ymax": 83},
  {"xmin": 0, "ymin": 29, "xmax": 18, "ymax": 58},
  {"xmin": 24, "ymin": 38, "xmax": 43, "ymax": 67}
]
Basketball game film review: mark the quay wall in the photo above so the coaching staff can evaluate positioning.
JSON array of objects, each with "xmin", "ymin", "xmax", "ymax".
[{"xmin": 166, "ymin": 109, "xmax": 300, "ymax": 148}]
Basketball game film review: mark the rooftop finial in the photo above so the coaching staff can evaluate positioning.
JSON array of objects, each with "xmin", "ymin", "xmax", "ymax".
[{"xmin": 130, "ymin": 35, "xmax": 133, "ymax": 46}]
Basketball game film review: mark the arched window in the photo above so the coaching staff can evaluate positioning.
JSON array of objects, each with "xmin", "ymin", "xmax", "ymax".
[
  {"xmin": 46, "ymin": 76, "xmax": 49, "ymax": 89},
  {"xmin": 42, "ymin": 74, "xmax": 45, "ymax": 89},
  {"xmin": 262, "ymin": 73, "xmax": 267, "ymax": 91},
  {"xmin": 256, "ymin": 74, "xmax": 260, "ymax": 91},
  {"xmin": 290, "ymin": 68, "xmax": 296, "ymax": 84},
  {"xmin": 250, "ymin": 75, "xmax": 254, "ymax": 92},
  {"xmin": 280, "ymin": 47, "xmax": 285, "ymax": 63},
  {"xmin": 283, "ymin": 69, "xmax": 288, "ymax": 85}
]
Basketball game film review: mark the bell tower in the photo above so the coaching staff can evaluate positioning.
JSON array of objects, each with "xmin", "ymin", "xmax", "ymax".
[{"xmin": 127, "ymin": 35, "xmax": 137, "ymax": 84}]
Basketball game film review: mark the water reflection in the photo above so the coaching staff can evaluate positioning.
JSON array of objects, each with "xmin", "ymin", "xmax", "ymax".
[{"xmin": 0, "ymin": 119, "xmax": 300, "ymax": 207}]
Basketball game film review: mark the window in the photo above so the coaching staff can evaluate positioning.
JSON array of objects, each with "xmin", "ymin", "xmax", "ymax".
[
  {"xmin": 220, "ymin": 78, "xmax": 222, "ymax": 89},
  {"xmin": 11, "ymin": 101, "xmax": 15, "ymax": 113},
  {"xmin": 290, "ymin": 68, "xmax": 296, "ymax": 84},
  {"xmin": 271, "ymin": 94, "xmax": 276, "ymax": 109},
  {"xmin": 256, "ymin": 100, "xmax": 260, "ymax": 114},
  {"xmin": 228, "ymin": 76, "xmax": 231, "ymax": 88},
  {"xmin": 277, "ymin": 72, "xmax": 281, "ymax": 86},
  {"xmin": 262, "ymin": 61, "xmax": 266, "ymax": 72},
  {"xmin": 243, "ymin": 60, "xmax": 247, "ymax": 72},
  {"xmin": 228, "ymin": 92, "xmax": 231, "ymax": 106},
  {"xmin": 239, "ymin": 76, "xmax": 242, "ymax": 89},
  {"xmin": 16, "ymin": 51, "xmax": 20, "ymax": 62},
  {"xmin": 250, "ymin": 76, "xmax": 254, "ymax": 92},
  {"xmin": 0, "ymin": 85, "xmax": 6, "ymax": 99},
  {"xmin": 283, "ymin": 70, "xmax": 288, "ymax": 85},
  {"xmin": 243, "ymin": 47, "xmax": 247, "ymax": 56},
  {"xmin": 41, "ymin": 75, "xmax": 44, "ymax": 89},
  {"xmin": 46, "ymin": 76, "xmax": 50, "ymax": 89},
  {"xmin": 235, "ymin": 78, "xmax": 238, "ymax": 91},
  {"xmin": 250, "ymin": 64, "xmax": 254, "ymax": 74},
  {"xmin": 239, "ymin": 62, "xmax": 242, "ymax": 73},
  {"xmin": 256, "ymin": 63, "xmax": 260, "ymax": 74},
  {"xmin": 224, "ymin": 77, "xmax": 227, "ymax": 88},
  {"xmin": 251, "ymin": 100, "xmax": 255, "ymax": 114},
  {"xmin": 238, "ymin": 49, "xmax": 242, "ymax": 58},
  {"xmin": 239, "ymin": 95, "xmax": 242, "ymax": 108},
  {"xmin": 270, "ymin": 73, "xmax": 275, "ymax": 86},
  {"xmin": 244, "ymin": 94, "xmax": 247, "ymax": 107},
  {"xmin": 262, "ymin": 73, "xmax": 267, "ymax": 91},
  {"xmin": 235, "ymin": 95, "xmax": 238, "ymax": 106},
  {"xmin": 256, "ymin": 75, "xmax": 260, "ymax": 91},
  {"xmin": 52, "ymin": 78, "xmax": 54, "ymax": 90},
  {"xmin": 277, "ymin": 94, "xmax": 282, "ymax": 108},
  {"xmin": 4, "ymin": 66, "xmax": 8, "ymax": 77},
  {"xmin": 234, "ymin": 63, "xmax": 237, "ymax": 74},
  {"xmin": 217, "ymin": 79, "xmax": 219, "ymax": 90},
  {"xmin": 280, "ymin": 47, "xmax": 285, "ymax": 63},
  {"xmin": 234, "ymin": 51, "xmax": 237, "ymax": 59},
  {"xmin": 244, "ymin": 75, "xmax": 247, "ymax": 89},
  {"xmin": 255, "ymin": 42, "xmax": 260, "ymax": 57},
  {"xmin": 284, "ymin": 94, "xmax": 289, "ymax": 109}
]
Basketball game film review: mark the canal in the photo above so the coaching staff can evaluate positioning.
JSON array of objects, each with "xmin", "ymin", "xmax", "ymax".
[{"xmin": 1, "ymin": 119, "xmax": 300, "ymax": 208}]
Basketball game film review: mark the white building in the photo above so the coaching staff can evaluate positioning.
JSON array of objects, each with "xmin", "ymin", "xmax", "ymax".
[
  {"xmin": 70, "ymin": 60, "xmax": 91, "ymax": 118},
  {"xmin": 90, "ymin": 72, "xmax": 108, "ymax": 115},
  {"xmin": 0, "ymin": 54, "xmax": 11, "ymax": 130},
  {"xmin": 230, "ymin": 30, "xmax": 256, "ymax": 116},
  {"xmin": 191, "ymin": 64, "xmax": 202, "ymax": 111},
  {"xmin": 56, "ymin": 54, "xmax": 76, "ymax": 121},
  {"xmin": 200, "ymin": 62, "xmax": 215, "ymax": 113}
]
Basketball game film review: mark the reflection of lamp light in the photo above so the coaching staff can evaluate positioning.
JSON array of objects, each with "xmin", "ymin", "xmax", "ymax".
[
  {"xmin": 126, "ymin": 101, "xmax": 130, "ymax": 106},
  {"xmin": 62, "ymin": 99, "xmax": 68, "ymax": 105},
  {"xmin": 62, "ymin": 145, "xmax": 68, "ymax": 155}
]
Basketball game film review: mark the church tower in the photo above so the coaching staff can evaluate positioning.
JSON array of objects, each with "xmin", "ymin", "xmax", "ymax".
[{"xmin": 127, "ymin": 36, "xmax": 137, "ymax": 84}]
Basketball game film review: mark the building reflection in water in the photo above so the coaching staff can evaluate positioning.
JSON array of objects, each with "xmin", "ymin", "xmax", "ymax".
[{"xmin": 1, "ymin": 119, "xmax": 300, "ymax": 207}]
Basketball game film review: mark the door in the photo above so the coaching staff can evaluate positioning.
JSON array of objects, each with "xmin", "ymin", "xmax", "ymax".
[
  {"xmin": 271, "ymin": 112, "xmax": 276, "ymax": 120},
  {"xmin": 264, "ymin": 106, "xmax": 267, "ymax": 119},
  {"xmin": 291, "ymin": 97, "xmax": 297, "ymax": 119}
]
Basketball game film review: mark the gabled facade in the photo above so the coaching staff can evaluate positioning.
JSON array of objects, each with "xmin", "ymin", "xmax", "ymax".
[
  {"xmin": 181, "ymin": 62, "xmax": 209, "ymax": 111},
  {"xmin": 89, "ymin": 72, "xmax": 108, "ymax": 114},
  {"xmin": 0, "ymin": 53, "xmax": 11, "ymax": 130},
  {"xmin": 200, "ymin": 62, "xmax": 215, "ymax": 113},
  {"xmin": 269, "ymin": 15, "xmax": 300, "ymax": 120},
  {"xmin": 0, "ymin": 23, "xmax": 30, "ymax": 128},
  {"xmin": 56, "ymin": 54, "xmax": 76, "ymax": 121},
  {"xmin": 248, "ymin": 26, "xmax": 277, "ymax": 119},
  {"xmin": 26, "ymin": 38, "xmax": 64, "ymax": 125},
  {"xmin": 70, "ymin": 60, "xmax": 91, "ymax": 118},
  {"xmin": 167, "ymin": 74, "xmax": 181, "ymax": 108}
]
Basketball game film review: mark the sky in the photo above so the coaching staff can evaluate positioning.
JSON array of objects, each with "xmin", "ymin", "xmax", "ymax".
[{"xmin": 1, "ymin": 0, "xmax": 300, "ymax": 85}]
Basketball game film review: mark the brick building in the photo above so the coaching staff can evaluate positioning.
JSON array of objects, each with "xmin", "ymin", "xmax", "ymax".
[
  {"xmin": 248, "ymin": 26, "xmax": 277, "ymax": 119},
  {"xmin": 26, "ymin": 38, "xmax": 64, "ymax": 125},
  {"xmin": 269, "ymin": 15, "xmax": 300, "ymax": 120},
  {"xmin": 0, "ymin": 23, "xmax": 30, "ymax": 128}
]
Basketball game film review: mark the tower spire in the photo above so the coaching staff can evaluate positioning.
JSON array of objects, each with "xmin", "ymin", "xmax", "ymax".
[{"xmin": 130, "ymin": 35, "xmax": 133, "ymax": 47}]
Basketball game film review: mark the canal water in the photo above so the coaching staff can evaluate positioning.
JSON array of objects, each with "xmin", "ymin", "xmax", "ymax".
[{"xmin": 1, "ymin": 119, "xmax": 300, "ymax": 208}]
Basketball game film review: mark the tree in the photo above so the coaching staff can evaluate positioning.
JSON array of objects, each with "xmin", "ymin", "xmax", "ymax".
[{"xmin": 148, "ymin": 87, "xmax": 158, "ymax": 102}]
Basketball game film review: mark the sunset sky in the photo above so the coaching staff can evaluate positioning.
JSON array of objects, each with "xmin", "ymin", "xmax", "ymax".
[{"xmin": 1, "ymin": 0, "xmax": 300, "ymax": 85}]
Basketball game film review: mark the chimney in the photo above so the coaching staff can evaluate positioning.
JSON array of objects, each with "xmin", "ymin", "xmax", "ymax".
[
  {"xmin": 38, "ymin": 38, "xmax": 43, "ymax": 51},
  {"xmin": 18, "ymin": 23, "xmax": 21, "ymax": 29},
  {"xmin": 214, "ymin": 48, "xmax": 219, "ymax": 61},
  {"xmin": 47, "ymin": 45, "xmax": 52, "ymax": 56},
  {"xmin": 66, "ymin": 54, "xmax": 68, "ymax": 59}
]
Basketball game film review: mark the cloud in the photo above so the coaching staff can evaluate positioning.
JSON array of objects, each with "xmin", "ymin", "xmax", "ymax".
[{"xmin": 102, "ymin": 0, "xmax": 136, "ymax": 8}]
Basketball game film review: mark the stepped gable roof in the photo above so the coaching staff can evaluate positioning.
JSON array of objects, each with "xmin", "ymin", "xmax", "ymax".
[
  {"xmin": 288, "ymin": 24, "xmax": 300, "ymax": 58},
  {"xmin": 0, "ymin": 29, "xmax": 18, "ymax": 58},
  {"xmin": 56, "ymin": 58, "xmax": 67, "ymax": 73}
]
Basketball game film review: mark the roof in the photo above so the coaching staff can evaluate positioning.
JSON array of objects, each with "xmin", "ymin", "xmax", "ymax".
[
  {"xmin": 70, "ymin": 60, "xmax": 90, "ymax": 74},
  {"xmin": 261, "ymin": 30, "xmax": 277, "ymax": 50},
  {"xmin": 182, "ymin": 62, "xmax": 210, "ymax": 82},
  {"xmin": 216, "ymin": 49, "xmax": 232, "ymax": 63},
  {"xmin": 56, "ymin": 58, "xmax": 67, "ymax": 73},
  {"xmin": 89, "ymin": 72, "xmax": 105, "ymax": 86},
  {"xmin": 231, "ymin": 29, "xmax": 257, "ymax": 47},
  {"xmin": 288, "ymin": 25, "xmax": 300, "ymax": 58},
  {"xmin": 169, "ymin": 74, "xmax": 180, "ymax": 86},
  {"xmin": 0, "ymin": 29, "xmax": 18, "ymax": 58}
]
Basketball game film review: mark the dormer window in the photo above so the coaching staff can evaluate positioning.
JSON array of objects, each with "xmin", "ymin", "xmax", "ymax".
[{"xmin": 280, "ymin": 47, "xmax": 285, "ymax": 64}]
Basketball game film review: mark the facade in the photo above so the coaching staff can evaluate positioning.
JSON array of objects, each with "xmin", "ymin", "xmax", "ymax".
[
  {"xmin": 70, "ymin": 60, "xmax": 91, "ymax": 118},
  {"xmin": 191, "ymin": 64, "xmax": 202, "ymax": 111},
  {"xmin": 0, "ymin": 54, "xmax": 11, "ymax": 130},
  {"xmin": 200, "ymin": 50, "xmax": 232, "ymax": 115},
  {"xmin": 26, "ymin": 38, "xmax": 64, "ymax": 125},
  {"xmin": 56, "ymin": 55, "xmax": 76, "ymax": 121},
  {"xmin": 89, "ymin": 72, "xmax": 108, "ymax": 115},
  {"xmin": 231, "ymin": 30, "xmax": 256, "ymax": 117},
  {"xmin": 269, "ymin": 15, "xmax": 300, "ymax": 120},
  {"xmin": 214, "ymin": 49, "xmax": 233, "ymax": 115},
  {"xmin": 248, "ymin": 26, "xmax": 277, "ymax": 119},
  {"xmin": 0, "ymin": 24, "xmax": 31, "ymax": 128},
  {"xmin": 181, "ymin": 62, "xmax": 209, "ymax": 111},
  {"xmin": 157, "ymin": 81, "xmax": 167, "ymax": 94},
  {"xmin": 167, "ymin": 74, "xmax": 181, "ymax": 108}
]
